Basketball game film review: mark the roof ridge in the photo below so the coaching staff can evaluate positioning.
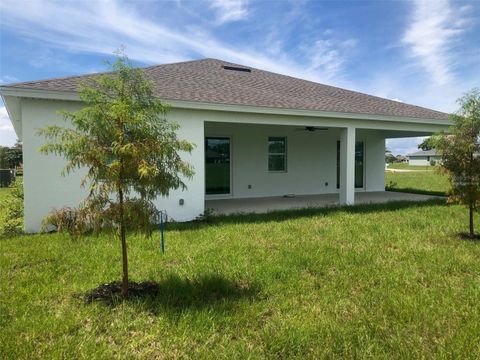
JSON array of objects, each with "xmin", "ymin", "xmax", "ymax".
[
  {"xmin": 408, "ymin": 149, "xmax": 438, "ymax": 155},
  {"xmin": 141, "ymin": 57, "xmax": 220, "ymax": 71},
  {"xmin": 3, "ymin": 69, "xmax": 113, "ymax": 87},
  {"xmin": 2, "ymin": 58, "xmax": 221, "ymax": 88}
]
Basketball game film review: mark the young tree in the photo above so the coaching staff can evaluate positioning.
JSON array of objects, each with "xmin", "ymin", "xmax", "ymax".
[
  {"xmin": 0, "ymin": 146, "xmax": 8, "ymax": 168},
  {"xmin": 437, "ymin": 89, "xmax": 480, "ymax": 238},
  {"xmin": 6, "ymin": 145, "xmax": 22, "ymax": 169},
  {"xmin": 385, "ymin": 153, "xmax": 396, "ymax": 163},
  {"xmin": 0, "ymin": 142, "xmax": 22, "ymax": 169},
  {"xmin": 39, "ymin": 55, "xmax": 194, "ymax": 295}
]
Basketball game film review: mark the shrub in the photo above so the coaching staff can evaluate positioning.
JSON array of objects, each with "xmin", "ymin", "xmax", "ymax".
[
  {"xmin": 386, "ymin": 180, "xmax": 397, "ymax": 190},
  {"xmin": 41, "ymin": 207, "xmax": 81, "ymax": 234},
  {"xmin": 42, "ymin": 198, "xmax": 160, "ymax": 237},
  {"xmin": 430, "ymin": 159, "xmax": 437, "ymax": 166},
  {"xmin": 0, "ymin": 178, "xmax": 24, "ymax": 237}
]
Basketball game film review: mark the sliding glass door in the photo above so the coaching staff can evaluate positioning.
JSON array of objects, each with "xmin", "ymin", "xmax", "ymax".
[
  {"xmin": 354, "ymin": 141, "xmax": 364, "ymax": 189},
  {"xmin": 336, "ymin": 140, "xmax": 365, "ymax": 189},
  {"xmin": 205, "ymin": 137, "xmax": 231, "ymax": 195}
]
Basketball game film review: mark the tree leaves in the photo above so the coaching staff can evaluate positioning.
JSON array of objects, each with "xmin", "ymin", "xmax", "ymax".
[
  {"xmin": 38, "ymin": 54, "xmax": 195, "ymax": 233},
  {"xmin": 437, "ymin": 89, "xmax": 480, "ymax": 213}
]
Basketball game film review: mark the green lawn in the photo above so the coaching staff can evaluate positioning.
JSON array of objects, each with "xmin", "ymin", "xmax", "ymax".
[
  {"xmin": 1, "ymin": 198, "xmax": 480, "ymax": 358},
  {"xmin": 387, "ymin": 163, "xmax": 434, "ymax": 170},
  {"xmin": 0, "ymin": 187, "xmax": 10, "ymax": 202},
  {"xmin": 386, "ymin": 169, "xmax": 450, "ymax": 196},
  {"xmin": 0, "ymin": 187, "xmax": 11, "ymax": 225}
]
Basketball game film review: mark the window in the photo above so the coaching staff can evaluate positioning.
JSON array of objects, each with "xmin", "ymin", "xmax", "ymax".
[
  {"xmin": 205, "ymin": 137, "xmax": 231, "ymax": 195},
  {"xmin": 268, "ymin": 137, "xmax": 286, "ymax": 172},
  {"xmin": 354, "ymin": 141, "xmax": 364, "ymax": 188},
  {"xmin": 336, "ymin": 140, "xmax": 365, "ymax": 189},
  {"xmin": 336, "ymin": 141, "xmax": 340, "ymax": 189}
]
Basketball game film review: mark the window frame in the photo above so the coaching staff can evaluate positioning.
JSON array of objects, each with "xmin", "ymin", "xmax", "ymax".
[{"xmin": 267, "ymin": 136, "xmax": 287, "ymax": 173}]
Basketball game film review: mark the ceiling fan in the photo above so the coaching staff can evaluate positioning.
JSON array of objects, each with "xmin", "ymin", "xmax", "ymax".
[{"xmin": 295, "ymin": 126, "xmax": 329, "ymax": 132}]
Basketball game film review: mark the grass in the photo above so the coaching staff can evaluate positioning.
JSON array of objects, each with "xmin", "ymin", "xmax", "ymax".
[
  {"xmin": 0, "ymin": 187, "xmax": 12, "ymax": 225},
  {"xmin": 387, "ymin": 162, "xmax": 435, "ymax": 170},
  {"xmin": 0, "ymin": 187, "xmax": 10, "ymax": 202},
  {"xmin": 1, "ymin": 197, "xmax": 480, "ymax": 358},
  {"xmin": 386, "ymin": 169, "xmax": 450, "ymax": 196},
  {"xmin": 0, "ymin": 175, "xmax": 22, "ymax": 203}
]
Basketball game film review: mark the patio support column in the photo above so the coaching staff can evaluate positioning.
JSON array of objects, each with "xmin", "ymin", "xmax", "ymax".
[{"xmin": 340, "ymin": 126, "xmax": 355, "ymax": 205}]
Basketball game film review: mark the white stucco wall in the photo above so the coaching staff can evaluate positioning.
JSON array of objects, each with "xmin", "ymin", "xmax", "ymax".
[
  {"xmin": 21, "ymin": 99, "xmax": 205, "ymax": 232},
  {"xmin": 409, "ymin": 157, "xmax": 429, "ymax": 166},
  {"xmin": 205, "ymin": 122, "xmax": 386, "ymax": 198},
  {"xmin": 408, "ymin": 156, "xmax": 442, "ymax": 166},
  {"xmin": 358, "ymin": 129, "xmax": 386, "ymax": 192},
  {"xmin": 18, "ymin": 98, "xmax": 444, "ymax": 232}
]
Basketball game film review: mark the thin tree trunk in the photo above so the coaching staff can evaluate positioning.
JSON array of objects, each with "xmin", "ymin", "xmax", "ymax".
[
  {"xmin": 119, "ymin": 185, "xmax": 129, "ymax": 296},
  {"xmin": 470, "ymin": 202, "xmax": 475, "ymax": 239}
]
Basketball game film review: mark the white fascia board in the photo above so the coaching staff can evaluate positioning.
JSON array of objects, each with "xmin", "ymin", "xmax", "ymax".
[
  {"xmin": 0, "ymin": 86, "xmax": 452, "ymax": 128},
  {"xmin": 0, "ymin": 87, "xmax": 80, "ymax": 101},
  {"xmin": 167, "ymin": 99, "xmax": 452, "ymax": 127}
]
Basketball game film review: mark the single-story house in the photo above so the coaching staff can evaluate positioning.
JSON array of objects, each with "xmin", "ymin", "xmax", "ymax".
[
  {"xmin": 0, "ymin": 58, "xmax": 450, "ymax": 232},
  {"xmin": 407, "ymin": 149, "xmax": 442, "ymax": 166}
]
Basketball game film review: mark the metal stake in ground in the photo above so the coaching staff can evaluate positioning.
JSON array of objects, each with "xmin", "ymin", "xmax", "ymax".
[{"xmin": 160, "ymin": 210, "xmax": 166, "ymax": 255}]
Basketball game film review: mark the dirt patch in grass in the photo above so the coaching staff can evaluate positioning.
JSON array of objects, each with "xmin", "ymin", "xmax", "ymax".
[
  {"xmin": 83, "ymin": 275, "xmax": 260, "ymax": 309},
  {"xmin": 84, "ymin": 281, "xmax": 159, "ymax": 305}
]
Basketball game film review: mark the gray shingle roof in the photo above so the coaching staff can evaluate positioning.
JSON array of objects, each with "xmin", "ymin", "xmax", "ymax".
[
  {"xmin": 4, "ymin": 58, "xmax": 449, "ymax": 121},
  {"xmin": 408, "ymin": 149, "xmax": 439, "ymax": 157}
]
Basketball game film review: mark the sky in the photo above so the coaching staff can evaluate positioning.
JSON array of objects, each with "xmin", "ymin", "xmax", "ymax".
[{"xmin": 0, "ymin": 0, "xmax": 479, "ymax": 154}]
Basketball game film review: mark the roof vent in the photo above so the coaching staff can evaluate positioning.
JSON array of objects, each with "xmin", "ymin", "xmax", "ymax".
[{"xmin": 222, "ymin": 65, "xmax": 251, "ymax": 73}]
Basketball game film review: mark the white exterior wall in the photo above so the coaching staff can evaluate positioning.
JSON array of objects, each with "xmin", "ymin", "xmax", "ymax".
[
  {"xmin": 18, "ymin": 98, "xmax": 444, "ymax": 232},
  {"xmin": 22, "ymin": 99, "xmax": 88, "ymax": 233},
  {"xmin": 409, "ymin": 156, "xmax": 442, "ymax": 166},
  {"xmin": 205, "ymin": 122, "xmax": 386, "ymax": 198},
  {"xmin": 409, "ymin": 157, "xmax": 429, "ymax": 166},
  {"xmin": 358, "ymin": 129, "xmax": 386, "ymax": 192},
  {"xmin": 153, "ymin": 109, "xmax": 205, "ymax": 222},
  {"xmin": 21, "ymin": 99, "xmax": 204, "ymax": 232}
]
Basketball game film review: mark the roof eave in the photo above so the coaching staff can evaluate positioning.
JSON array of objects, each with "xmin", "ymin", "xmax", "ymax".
[{"xmin": 0, "ymin": 86, "xmax": 452, "ymax": 126}]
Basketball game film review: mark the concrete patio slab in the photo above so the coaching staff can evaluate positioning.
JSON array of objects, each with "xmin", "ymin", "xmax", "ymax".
[{"xmin": 206, "ymin": 191, "xmax": 441, "ymax": 216}]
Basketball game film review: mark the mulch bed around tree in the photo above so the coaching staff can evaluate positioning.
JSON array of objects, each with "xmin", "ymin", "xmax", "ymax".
[{"xmin": 84, "ymin": 281, "xmax": 160, "ymax": 305}]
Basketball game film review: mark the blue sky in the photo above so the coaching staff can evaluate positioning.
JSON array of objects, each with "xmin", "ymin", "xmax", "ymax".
[{"xmin": 0, "ymin": 0, "xmax": 479, "ymax": 154}]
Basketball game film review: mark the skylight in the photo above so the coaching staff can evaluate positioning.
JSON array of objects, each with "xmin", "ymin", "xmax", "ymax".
[{"xmin": 222, "ymin": 65, "xmax": 251, "ymax": 72}]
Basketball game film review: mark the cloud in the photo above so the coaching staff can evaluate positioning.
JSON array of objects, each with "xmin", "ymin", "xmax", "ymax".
[
  {"xmin": 386, "ymin": 137, "xmax": 427, "ymax": 156},
  {"xmin": 0, "ymin": 75, "xmax": 19, "ymax": 84},
  {"xmin": 0, "ymin": 107, "xmax": 13, "ymax": 131},
  {"xmin": 402, "ymin": 0, "xmax": 471, "ymax": 85},
  {"xmin": 304, "ymin": 40, "xmax": 345, "ymax": 79},
  {"xmin": 0, "ymin": 0, "xmax": 353, "ymax": 86},
  {"xmin": 210, "ymin": 0, "xmax": 249, "ymax": 25},
  {"xmin": 1, "ymin": 0, "xmax": 476, "ymax": 125},
  {"xmin": 0, "ymin": 106, "xmax": 17, "ymax": 147},
  {"xmin": 303, "ymin": 37, "xmax": 357, "ymax": 81}
]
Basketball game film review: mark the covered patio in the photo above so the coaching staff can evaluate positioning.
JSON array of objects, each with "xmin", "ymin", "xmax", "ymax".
[{"xmin": 205, "ymin": 191, "xmax": 441, "ymax": 216}]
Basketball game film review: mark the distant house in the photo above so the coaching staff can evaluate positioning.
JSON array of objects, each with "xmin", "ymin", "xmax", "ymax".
[{"xmin": 407, "ymin": 149, "xmax": 442, "ymax": 166}]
